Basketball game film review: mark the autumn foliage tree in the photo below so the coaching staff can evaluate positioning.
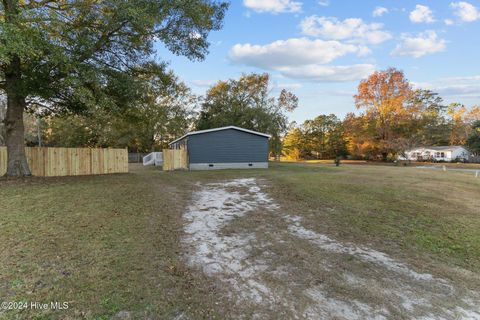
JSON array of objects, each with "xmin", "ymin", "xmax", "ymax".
[
  {"xmin": 447, "ymin": 104, "xmax": 480, "ymax": 145},
  {"xmin": 282, "ymin": 127, "xmax": 305, "ymax": 160},
  {"xmin": 354, "ymin": 68, "xmax": 414, "ymax": 160},
  {"xmin": 284, "ymin": 68, "xmax": 479, "ymax": 162},
  {"xmin": 342, "ymin": 112, "xmax": 377, "ymax": 158}
]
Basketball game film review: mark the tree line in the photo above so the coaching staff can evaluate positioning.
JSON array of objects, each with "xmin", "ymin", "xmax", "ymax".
[
  {"xmin": 2, "ymin": 0, "xmax": 479, "ymax": 177},
  {"xmin": 2, "ymin": 67, "xmax": 479, "ymax": 167},
  {"xmin": 283, "ymin": 68, "xmax": 480, "ymax": 161},
  {"xmin": 0, "ymin": 73, "xmax": 297, "ymax": 157}
]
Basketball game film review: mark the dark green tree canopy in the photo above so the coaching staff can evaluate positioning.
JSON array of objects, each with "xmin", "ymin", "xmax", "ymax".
[
  {"xmin": 196, "ymin": 73, "xmax": 298, "ymax": 156},
  {"xmin": 407, "ymin": 89, "xmax": 449, "ymax": 146},
  {"xmin": 283, "ymin": 114, "xmax": 348, "ymax": 160},
  {"xmin": 1, "ymin": 0, "xmax": 227, "ymax": 112},
  {"xmin": 467, "ymin": 120, "xmax": 480, "ymax": 156},
  {"xmin": 44, "ymin": 70, "xmax": 195, "ymax": 152}
]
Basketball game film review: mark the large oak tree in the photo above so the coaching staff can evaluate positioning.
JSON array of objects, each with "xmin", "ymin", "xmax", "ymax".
[{"xmin": 0, "ymin": 0, "xmax": 227, "ymax": 176}]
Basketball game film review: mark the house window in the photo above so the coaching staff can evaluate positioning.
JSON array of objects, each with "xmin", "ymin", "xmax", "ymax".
[{"xmin": 441, "ymin": 152, "xmax": 445, "ymax": 157}]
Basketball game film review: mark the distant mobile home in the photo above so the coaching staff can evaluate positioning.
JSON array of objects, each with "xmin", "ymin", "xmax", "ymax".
[
  {"xmin": 400, "ymin": 146, "xmax": 471, "ymax": 162},
  {"xmin": 169, "ymin": 126, "xmax": 270, "ymax": 170}
]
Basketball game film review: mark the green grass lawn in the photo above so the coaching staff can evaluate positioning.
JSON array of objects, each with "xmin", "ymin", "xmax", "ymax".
[
  {"xmin": 266, "ymin": 163, "xmax": 480, "ymax": 271},
  {"xmin": 0, "ymin": 163, "xmax": 479, "ymax": 319},
  {"xmin": 0, "ymin": 166, "xmax": 228, "ymax": 320}
]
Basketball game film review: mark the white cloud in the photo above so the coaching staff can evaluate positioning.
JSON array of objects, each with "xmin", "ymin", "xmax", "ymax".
[
  {"xmin": 276, "ymin": 64, "xmax": 375, "ymax": 82},
  {"xmin": 438, "ymin": 75, "xmax": 480, "ymax": 97},
  {"xmin": 444, "ymin": 18, "xmax": 455, "ymax": 25},
  {"xmin": 299, "ymin": 16, "xmax": 392, "ymax": 44},
  {"xmin": 409, "ymin": 5, "xmax": 435, "ymax": 23},
  {"xmin": 318, "ymin": 0, "xmax": 329, "ymax": 6},
  {"xmin": 272, "ymin": 82, "xmax": 303, "ymax": 90},
  {"xmin": 391, "ymin": 31, "xmax": 446, "ymax": 58},
  {"xmin": 356, "ymin": 46, "xmax": 373, "ymax": 57},
  {"xmin": 413, "ymin": 78, "xmax": 480, "ymax": 98},
  {"xmin": 444, "ymin": 75, "xmax": 480, "ymax": 81},
  {"xmin": 372, "ymin": 6, "xmax": 389, "ymax": 17},
  {"xmin": 229, "ymin": 38, "xmax": 364, "ymax": 68},
  {"xmin": 229, "ymin": 38, "xmax": 375, "ymax": 82},
  {"xmin": 191, "ymin": 80, "xmax": 216, "ymax": 87},
  {"xmin": 438, "ymin": 85, "xmax": 480, "ymax": 96},
  {"xmin": 243, "ymin": 0, "xmax": 302, "ymax": 13},
  {"xmin": 450, "ymin": 1, "xmax": 480, "ymax": 22}
]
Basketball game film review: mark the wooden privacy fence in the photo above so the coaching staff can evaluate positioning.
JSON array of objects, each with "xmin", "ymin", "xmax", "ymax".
[
  {"xmin": 0, "ymin": 147, "xmax": 128, "ymax": 177},
  {"xmin": 163, "ymin": 149, "xmax": 188, "ymax": 171}
]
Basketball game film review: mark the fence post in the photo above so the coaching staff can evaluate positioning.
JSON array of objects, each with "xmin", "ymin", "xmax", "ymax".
[
  {"xmin": 476, "ymin": 171, "xmax": 479, "ymax": 178},
  {"xmin": 442, "ymin": 165, "xmax": 446, "ymax": 172}
]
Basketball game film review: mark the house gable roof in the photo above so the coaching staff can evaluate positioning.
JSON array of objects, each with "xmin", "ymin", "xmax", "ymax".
[{"xmin": 169, "ymin": 126, "xmax": 271, "ymax": 145}]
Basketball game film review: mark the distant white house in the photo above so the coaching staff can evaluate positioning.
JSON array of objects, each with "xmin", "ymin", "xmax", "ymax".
[{"xmin": 399, "ymin": 146, "xmax": 471, "ymax": 162}]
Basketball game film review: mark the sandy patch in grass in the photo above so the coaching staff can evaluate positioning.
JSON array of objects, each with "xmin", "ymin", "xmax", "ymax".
[
  {"xmin": 183, "ymin": 178, "xmax": 278, "ymax": 305},
  {"xmin": 304, "ymin": 286, "xmax": 387, "ymax": 320},
  {"xmin": 182, "ymin": 178, "xmax": 480, "ymax": 319},
  {"xmin": 285, "ymin": 215, "xmax": 435, "ymax": 281}
]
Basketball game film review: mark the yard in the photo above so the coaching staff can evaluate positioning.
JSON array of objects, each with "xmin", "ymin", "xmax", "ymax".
[{"xmin": 0, "ymin": 163, "xmax": 479, "ymax": 319}]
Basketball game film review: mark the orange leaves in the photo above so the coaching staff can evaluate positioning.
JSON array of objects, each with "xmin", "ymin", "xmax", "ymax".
[
  {"xmin": 354, "ymin": 68, "xmax": 412, "ymax": 112},
  {"xmin": 467, "ymin": 106, "xmax": 480, "ymax": 122},
  {"xmin": 352, "ymin": 68, "xmax": 417, "ymax": 153}
]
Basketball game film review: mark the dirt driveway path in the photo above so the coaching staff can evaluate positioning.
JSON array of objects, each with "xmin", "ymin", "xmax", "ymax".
[{"xmin": 182, "ymin": 178, "xmax": 480, "ymax": 319}]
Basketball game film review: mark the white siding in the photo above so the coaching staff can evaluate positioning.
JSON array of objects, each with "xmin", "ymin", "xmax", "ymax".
[{"xmin": 401, "ymin": 147, "xmax": 470, "ymax": 162}]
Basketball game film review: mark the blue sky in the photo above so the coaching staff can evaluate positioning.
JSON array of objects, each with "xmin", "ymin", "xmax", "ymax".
[{"xmin": 156, "ymin": 0, "xmax": 480, "ymax": 123}]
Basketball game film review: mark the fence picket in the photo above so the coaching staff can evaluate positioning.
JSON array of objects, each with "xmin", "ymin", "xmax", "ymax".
[
  {"xmin": 162, "ymin": 149, "xmax": 188, "ymax": 171},
  {"xmin": 0, "ymin": 147, "xmax": 128, "ymax": 177}
]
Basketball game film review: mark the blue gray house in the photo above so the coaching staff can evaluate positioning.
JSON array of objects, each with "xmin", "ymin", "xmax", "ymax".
[{"xmin": 168, "ymin": 126, "xmax": 270, "ymax": 170}]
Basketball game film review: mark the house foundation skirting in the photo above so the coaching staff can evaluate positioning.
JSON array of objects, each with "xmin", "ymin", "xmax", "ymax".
[{"xmin": 189, "ymin": 162, "xmax": 268, "ymax": 170}]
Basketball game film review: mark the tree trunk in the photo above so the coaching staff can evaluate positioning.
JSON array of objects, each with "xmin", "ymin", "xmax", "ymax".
[
  {"xmin": 4, "ymin": 56, "xmax": 32, "ymax": 177},
  {"xmin": 381, "ymin": 152, "xmax": 388, "ymax": 162}
]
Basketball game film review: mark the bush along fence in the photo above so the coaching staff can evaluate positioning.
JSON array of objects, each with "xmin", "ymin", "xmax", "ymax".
[{"xmin": 0, "ymin": 147, "xmax": 128, "ymax": 177}]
